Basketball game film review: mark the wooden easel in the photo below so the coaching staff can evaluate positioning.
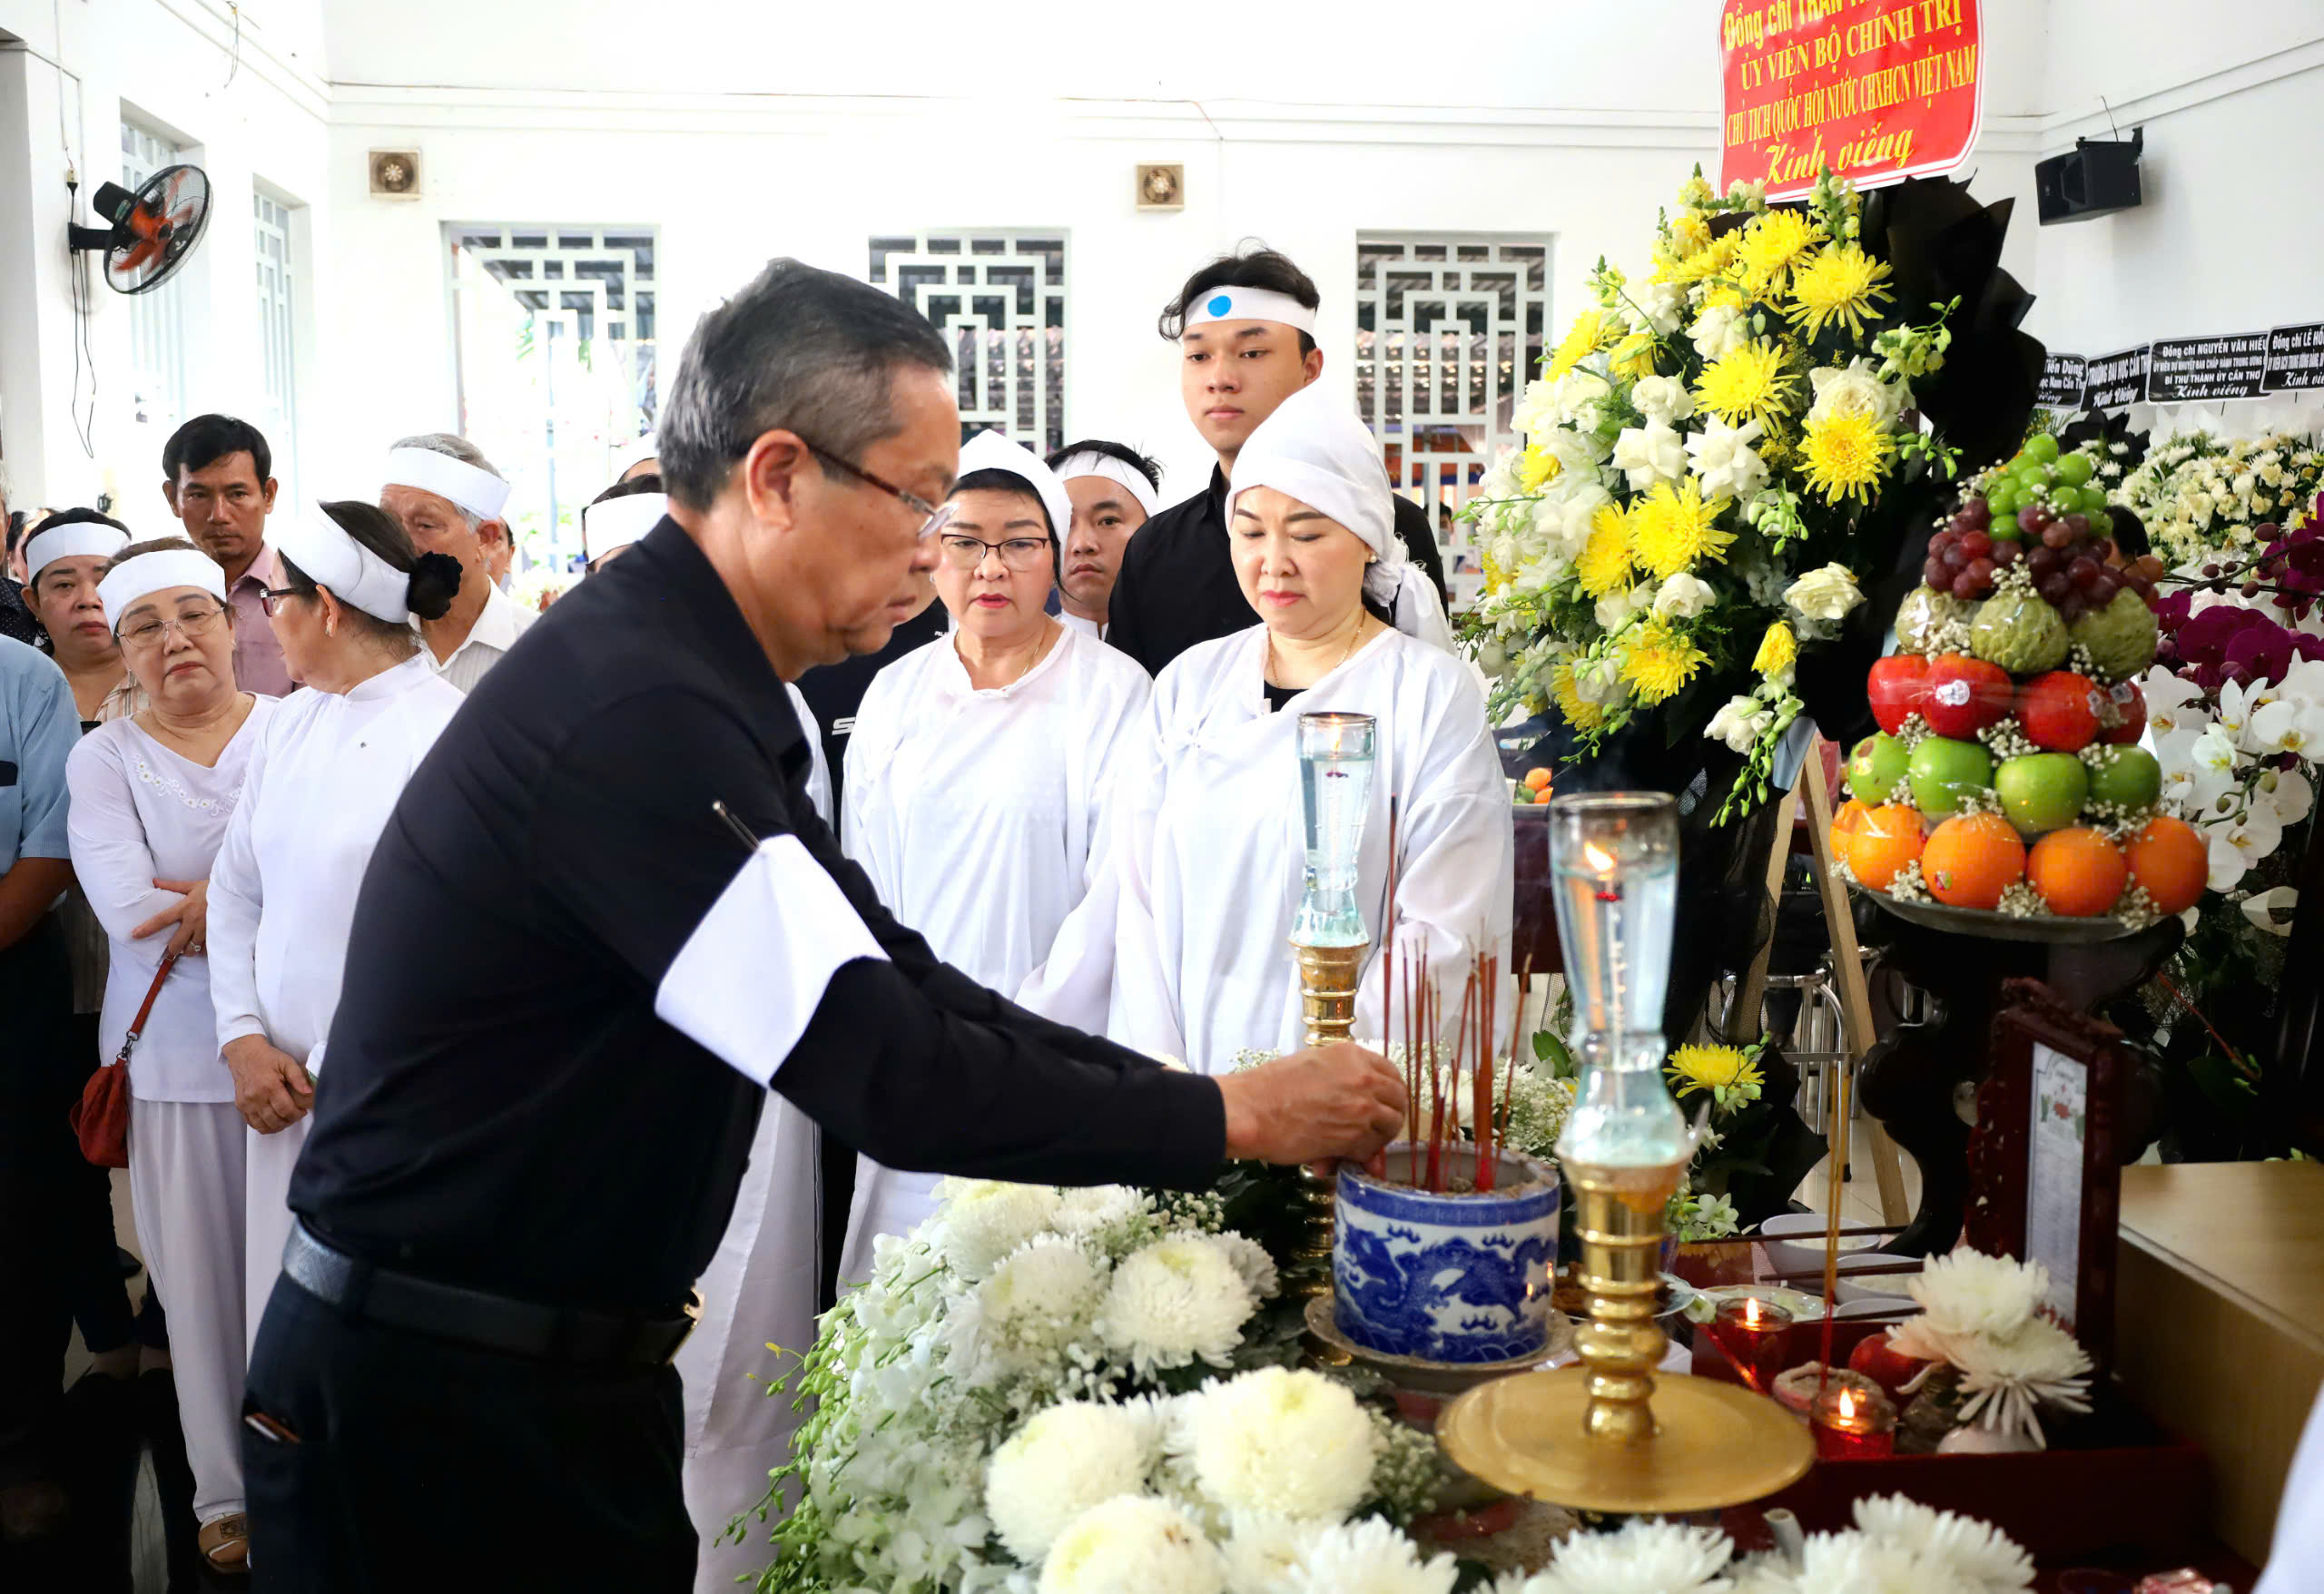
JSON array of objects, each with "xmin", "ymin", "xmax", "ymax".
[{"xmin": 1729, "ymin": 736, "xmax": 1911, "ymax": 1225}]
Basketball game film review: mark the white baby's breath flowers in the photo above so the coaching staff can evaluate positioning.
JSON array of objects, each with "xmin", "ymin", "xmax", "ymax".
[
  {"xmin": 1183, "ymin": 1368, "xmax": 1379, "ymax": 1520},
  {"xmin": 1039, "ymin": 1496, "xmax": 1226, "ymax": 1594},
  {"xmin": 1096, "ymin": 1235, "xmax": 1258, "ymax": 1373},
  {"xmin": 1782, "ymin": 562, "xmax": 1867, "ymax": 624},
  {"xmin": 1281, "ymin": 1514, "xmax": 1460, "ymax": 1594},
  {"xmin": 987, "ymin": 1402, "xmax": 1155, "ymax": 1561},
  {"xmin": 1495, "ymin": 1516, "xmax": 1734, "ymax": 1594},
  {"xmin": 934, "ymin": 1179, "xmax": 1066, "ymax": 1279}
]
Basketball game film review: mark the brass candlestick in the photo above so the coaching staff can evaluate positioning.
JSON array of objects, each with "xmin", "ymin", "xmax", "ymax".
[
  {"xmin": 1567, "ymin": 1156, "xmax": 1685, "ymax": 1445},
  {"xmin": 1292, "ymin": 938, "xmax": 1366, "ymax": 1305}
]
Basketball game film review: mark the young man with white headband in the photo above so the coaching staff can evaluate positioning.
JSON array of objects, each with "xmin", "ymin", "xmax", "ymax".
[
  {"xmin": 1025, "ymin": 383, "xmax": 1508, "ymax": 1071},
  {"xmin": 379, "ymin": 433, "xmax": 537, "ymax": 693},
  {"xmin": 1104, "ymin": 246, "xmax": 1449, "ymax": 676},
  {"xmin": 1044, "ymin": 438, "xmax": 1162, "ymax": 641}
]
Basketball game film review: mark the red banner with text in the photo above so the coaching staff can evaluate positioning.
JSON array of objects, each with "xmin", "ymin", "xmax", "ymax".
[{"xmin": 1719, "ymin": 0, "xmax": 1983, "ymax": 202}]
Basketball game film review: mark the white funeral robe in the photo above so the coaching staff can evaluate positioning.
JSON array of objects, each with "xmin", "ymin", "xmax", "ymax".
[
  {"xmin": 1025, "ymin": 624, "xmax": 1512, "ymax": 1073},
  {"xmin": 677, "ymin": 684, "xmax": 832, "ymax": 1594},
  {"xmin": 835, "ymin": 625, "xmax": 1151, "ymax": 1281},
  {"xmin": 207, "ymin": 654, "xmax": 466, "ymax": 1349}
]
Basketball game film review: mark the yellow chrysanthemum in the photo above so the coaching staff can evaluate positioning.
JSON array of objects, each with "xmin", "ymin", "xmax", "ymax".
[
  {"xmin": 1799, "ymin": 410, "xmax": 1896, "ymax": 504},
  {"xmin": 1619, "ymin": 619, "xmax": 1708, "ymax": 705},
  {"xmin": 1694, "ymin": 340, "xmax": 1799, "ymax": 432},
  {"xmin": 1480, "ymin": 546, "xmax": 1509, "ymax": 597},
  {"xmin": 1609, "ymin": 330, "xmax": 1659, "ymax": 382},
  {"xmin": 1699, "ymin": 283, "xmax": 1748, "ymax": 312},
  {"xmin": 1669, "ymin": 211, "xmax": 1712, "ymax": 257},
  {"xmin": 1516, "ymin": 446, "xmax": 1560, "ymax": 493},
  {"xmin": 1753, "ymin": 620, "xmax": 1798, "ymax": 680},
  {"xmin": 1665, "ymin": 1043, "xmax": 1765, "ymax": 1107},
  {"xmin": 1550, "ymin": 664, "xmax": 1609, "ymax": 733},
  {"xmin": 1544, "ymin": 309, "xmax": 1618, "ymax": 381},
  {"xmin": 1737, "ymin": 209, "xmax": 1825, "ymax": 294},
  {"xmin": 1787, "ymin": 243, "xmax": 1895, "ymax": 340},
  {"xmin": 1627, "ymin": 477, "xmax": 1737, "ymax": 580},
  {"xmin": 1667, "ymin": 236, "xmax": 1739, "ymax": 286},
  {"xmin": 1575, "ymin": 504, "xmax": 1635, "ymax": 597}
]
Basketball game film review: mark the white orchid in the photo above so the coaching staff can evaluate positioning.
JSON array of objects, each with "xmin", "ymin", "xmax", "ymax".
[
  {"xmin": 2259, "ymin": 767, "xmax": 2316, "ymax": 828},
  {"xmin": 2214, "ymin": 677, "xmax": 2272, "ymax": 751},
  {"xmin": 2190, "ymin": 723, "xmax": 2244, "ymax": 780},
  {"xmin": 2242, "ymin": 886, "xmax": 2299, "ymax": 937},
  {"xmin": 2141, "ymin": 668, "xmax": 2208, "ymax": 742},
  {"xmin": 1630, "ymin": 372, "xmax": 1696, "ymax": 428},
  {"xmin": 1653, "ymin": 572, "xmax": 1718, "ymax": 619},
  {"xmin": 1611, "ymin": 420, "xmax": 1687, "ymax": 493},
  {"xmin": 1706, "ymin": 694, "xmax": 1774, "ymax": 753},
  {"xmin": 2207, "ymin": 807, "xmax": 2284, "ymax": 892},
  {"xmin": 1684, "ymin": 416, "xmax": 1771, "ymax": 503},
  {"xmin": 2250, "ymin": 694, "xmax": 2324, "ymax": 759}
]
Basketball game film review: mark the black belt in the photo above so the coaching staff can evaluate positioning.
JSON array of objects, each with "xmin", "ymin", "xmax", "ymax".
[{"xmin": 281, "ymin": 1221, "xmax": 697, "ymax": 1369}]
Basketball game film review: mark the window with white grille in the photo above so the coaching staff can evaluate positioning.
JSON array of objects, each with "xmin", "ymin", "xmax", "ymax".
[
  {"xmin": 870, "ymin": 233, "xmax": 1067, "ymax": 453},
  {"xmin": 445, "ymin": 225, "xmax": 660, "ymax": 573},
  {"xmin": 253, "ymin": 191, "xmax": 300, "ymax": 500},
  {"xmin": 121, "ymin": 122, "xmax": 191, "ymax": 439},
  {"xmin": 1354, "ymin": 236, "xmax": 1551, "ymax": 610}
]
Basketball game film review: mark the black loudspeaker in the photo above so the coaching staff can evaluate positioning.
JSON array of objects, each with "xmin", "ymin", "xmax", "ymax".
[{"xmin": 2035, "ymin": 129, "xmax": 2144, "ymax": 224}]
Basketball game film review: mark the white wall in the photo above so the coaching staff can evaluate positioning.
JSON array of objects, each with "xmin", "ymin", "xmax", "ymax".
[{"xmin": 0, "ymin": 0, "xmax": 332, "ymax": 518}]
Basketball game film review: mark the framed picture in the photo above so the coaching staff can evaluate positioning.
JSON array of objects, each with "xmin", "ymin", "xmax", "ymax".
[{"xmin": 1965, "ymin": 978, "xmax": 2127, "ymax": 1373}]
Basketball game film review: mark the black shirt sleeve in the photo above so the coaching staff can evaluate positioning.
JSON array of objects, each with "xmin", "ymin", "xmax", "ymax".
[
  {"xmin": 1393, "ymin": 495, "xmax": 1451, "ymax": 607},
  {"xmin": 1105, "ymin": 525, "xmax": 1155, "ymax": 674},
  {"xmin": 531, "ymin": 684, "xmax": 1226, "ymax": 1193}
]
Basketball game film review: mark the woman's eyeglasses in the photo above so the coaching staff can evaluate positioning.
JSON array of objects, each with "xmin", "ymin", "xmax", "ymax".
[
  {"xmin": 259, "ymin": 586, "xmax": 302, "ymax": 618},
  {"xmin": 937, "ymin": 534, "xmax": 1054, "ymax": 571},
  {"xmin": 118, "ymin": 605, "xmax": 227, "ymax": 650}
]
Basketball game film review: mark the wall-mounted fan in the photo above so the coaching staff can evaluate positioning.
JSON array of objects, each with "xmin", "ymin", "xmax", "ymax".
[{"xmin": 69, "ymin": 164, "xmax": 212, "ymax": 294}]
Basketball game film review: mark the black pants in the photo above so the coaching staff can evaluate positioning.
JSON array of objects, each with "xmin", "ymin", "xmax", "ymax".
[{"xmin": 242, "ymin": 1272, "xmax": 697, "ymax": 1591}]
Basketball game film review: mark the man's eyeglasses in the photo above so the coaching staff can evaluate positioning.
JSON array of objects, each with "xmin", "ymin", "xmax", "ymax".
[
  {"xmin": 118, "ymin": 604, "xmax": 227, "ymax": 650},
  {"xmin": 801, "ymin": 441, "xmax": 955, "ymax": 541},
  {"xmin": 937, "ymin": 534, "xmax": 1054, "ymax": 571},
  {"xmin": 259, "ymin": 586, "xmax": 302, "ymax": 618}
]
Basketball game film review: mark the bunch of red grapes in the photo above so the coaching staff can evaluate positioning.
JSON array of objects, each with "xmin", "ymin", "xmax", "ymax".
[{"xmin": 1925, "ymin": 496, "xmax": 2165, "ymax": 623}]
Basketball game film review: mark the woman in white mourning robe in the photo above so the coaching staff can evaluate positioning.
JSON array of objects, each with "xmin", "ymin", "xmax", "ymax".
[
  {"xmin": 835, "ymin": 431, "xmax": 1151, "ymax": 1280},
  {"xmin": 205, "ymin": 502, "xmax": 468, "ymax": 1353},
  {"xmin": 67, "ymin": 538, "xmax": 275, "ymax": 1573},
  {"xmin": 1024, "ymin": 384, "xmax": 1509, "ymax": 1071}
]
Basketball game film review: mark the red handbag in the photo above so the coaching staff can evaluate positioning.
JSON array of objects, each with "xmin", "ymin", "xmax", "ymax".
[{"xmin": 71, "ymin": 950, "xmax": 179, "ymax": 1168}]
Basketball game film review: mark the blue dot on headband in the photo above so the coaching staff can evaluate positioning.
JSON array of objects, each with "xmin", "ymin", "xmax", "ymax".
[{"xmin": 1206, "ymin": 293, "xmax": 1234, "ymax": 317}]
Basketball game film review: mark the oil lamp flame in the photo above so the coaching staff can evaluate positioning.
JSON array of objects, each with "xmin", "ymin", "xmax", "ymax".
[{"xmin": 1836, "ymin": 1387, "xmax": 1859, "ymax": 1420}]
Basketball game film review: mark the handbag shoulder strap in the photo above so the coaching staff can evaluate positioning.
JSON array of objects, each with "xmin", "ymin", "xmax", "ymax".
[{"xmin": 114, "ymin": 951, "xmax": 180, "ymax": 1064}]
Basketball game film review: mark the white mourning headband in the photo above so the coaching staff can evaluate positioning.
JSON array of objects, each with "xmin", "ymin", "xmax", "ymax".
[
  {"xmin": 95, "ymin": 548, "xmax": 226, "ymax": 629},
  {"xmin": 22, "ymin": 521, "xmax": 130, "ymax": 581},
  {"xmin": 1181, "ymin": 286, "xmax": 1319, "ymax": 337},
  {"xmin": 1051, "ymin": 451, "xmax": 1161, "ymax": 517},
  {"xmin": 384, "ymin": 446, "xmax": 511, "ymax": 521},
  {"xmin": 956, "ymin": 431, "xmax": 1073, "ymax": 545},
  {"xmin": 584, "ymin": 493, "xmax": 667, "ymax": 563},
  {"xmin": 273, "ymin": 514, "xmax": 414, "ymax": 623}
]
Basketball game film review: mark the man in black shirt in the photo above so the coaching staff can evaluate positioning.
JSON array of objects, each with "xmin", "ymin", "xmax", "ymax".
[
  {"xmin": 1107, "ymin": 246, "xmax": 1448, "ymax": 676},
  {"xmin": 241, "ymin": 259, "xmax": 1404, "ymax": 1590}
]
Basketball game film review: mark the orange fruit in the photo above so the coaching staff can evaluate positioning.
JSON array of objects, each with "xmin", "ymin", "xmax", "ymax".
[
  {"xmin": 1523, "ymin": 767, "xmax": 1553, "ymax": 792},
  {"xmin": 1921, "ymin": 812, "xmax": 2025, "ymax": 910},
  {"xmin": 1532, "ymin": 786, "xmax": 1554, "ymax": 805},
  {"xmin": 1830, "ymin": 798, "xmax": 1870, "ymax": 868},
  {"xmin": 2124, "ymin": 815, "xmax": 2208, "ymax": 915},
  {"xmin": 1848, "ymin": 802, "xmax": 1926, "ymax": 890},
  {"xmin": 2027, "ymin": 826, "xmax": 2129, "ymax": 916}
]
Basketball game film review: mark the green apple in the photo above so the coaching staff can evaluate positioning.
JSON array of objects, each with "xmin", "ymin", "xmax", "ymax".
[
  {"xmin": 1995, "ymin": 753, "xmax": 2091, "ymax": 837},
  {"xmin": 2089, "ymin": 746, "xmax": 2162, "ymax": 811},
  {"xmin": 1907, "ymin": 736, "xmax": 1994, "ymax": 819},
  {"xmin": 1848, "ymin": 733, "xmax": 1910, "ymax": 804}
]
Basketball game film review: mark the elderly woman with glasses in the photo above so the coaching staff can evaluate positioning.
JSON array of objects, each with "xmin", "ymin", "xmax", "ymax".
[
  {"xmin": 64, "ymin": 536, "xmax": 275, "ymax": 1575},
  {"xmin": 834, "ymin": 431, "xmax": 1153, "ymax": 1282}
]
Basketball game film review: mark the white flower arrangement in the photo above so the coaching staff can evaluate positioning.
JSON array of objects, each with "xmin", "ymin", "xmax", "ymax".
[
  {"xmin": 2115, "ymin": 429, "xmax": 2322, "ymax": 566},
  {"xmin": 1884, "ymin": 1249, "xmax": 2093, "ymax": 1449},
  {"xmin": 2143, "ymin": 655, "xmax": 2324, "ymax": 894}
]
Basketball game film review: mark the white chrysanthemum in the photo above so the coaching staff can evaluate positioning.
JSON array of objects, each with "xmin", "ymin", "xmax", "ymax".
[
  {"xmin": 1183, "ymin": 1368, "xmax": 1378, "ymax": 1520},
  {"xmin": 1206, "ymin": 1232, "xmax": 1281, "ymax": 1304},
  {"xmin": 1952, "ymin": 1315, "xmax": 2094, "ymax": 1447},
  {"xmin": 987, "ymin": 1402, "xmax": 1155, "ymax": 1561},
  {"xmin": 1039, "ymin": 1496, "xmax": 1226, "ymax": 1594},
  {"xmin": 932, "ymin": 1179, "xmax": 1064, "ymax": 1279},
  {"xmin": 1050, "ymin": 1185, "xmax": 1148, "ymax": 1240},
  {"xmin": 979, "ymin": 1236, "xmax": 1104, "ymax": 1346},
  {"xmin": 1521, "ymin": 1517, "xmax": 1734, "ymax": 1594},
  {"xmin": 1907, "ymin": 1250, "xmax": 2047, "ymax": 1338},
  {"xmin": 1096, "ymin": 1236, "xmax": 1257, "ymax": 1373},
  {"xmin": 1795, "ymin": 1532, "xmax": 1973, "ymax": 1594},
  {"xmin": 1720, "ymin": 1556, "xmax": 1807, "ymax": 1594},
  {"xmin": 1223, "ymin": 1512, "xmax": 1321, "ymax": 1594},
  {"xmin": 1853, "ymin": 1496, "xmax": 2035, "ymax": 1592},
  {"xmin": 1281, "ymin": 1515, "xmax": 1459, "ymax": 1594}
]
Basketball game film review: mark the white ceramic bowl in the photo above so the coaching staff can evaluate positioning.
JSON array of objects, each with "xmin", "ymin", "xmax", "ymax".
[
  {"xmin": 1758, "ymin": 1212, "xmax": 1890, "ymax": 1284},
  {"xmin": 1831, "ymin": 1293, "xmax": 1919, "ymax": 1317}
]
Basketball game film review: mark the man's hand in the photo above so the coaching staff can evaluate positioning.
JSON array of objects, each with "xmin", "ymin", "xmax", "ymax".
[
  {"xmin": 1216, "ymin": 1043, "xmax": 1405, "ymax": 1165},
  {"xmin": 223, "ymin": 1036, "xmax": 313, "ymax": 1134},
  {"xmin": 133, "ymin": 878, "xmax": 210, "ymax": 957}
]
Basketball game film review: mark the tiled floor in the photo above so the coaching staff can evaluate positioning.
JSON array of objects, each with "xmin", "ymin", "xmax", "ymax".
[{"xmin": 1791, "ymin": 1116, "xmax": 1925, "ymax": 1230}]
